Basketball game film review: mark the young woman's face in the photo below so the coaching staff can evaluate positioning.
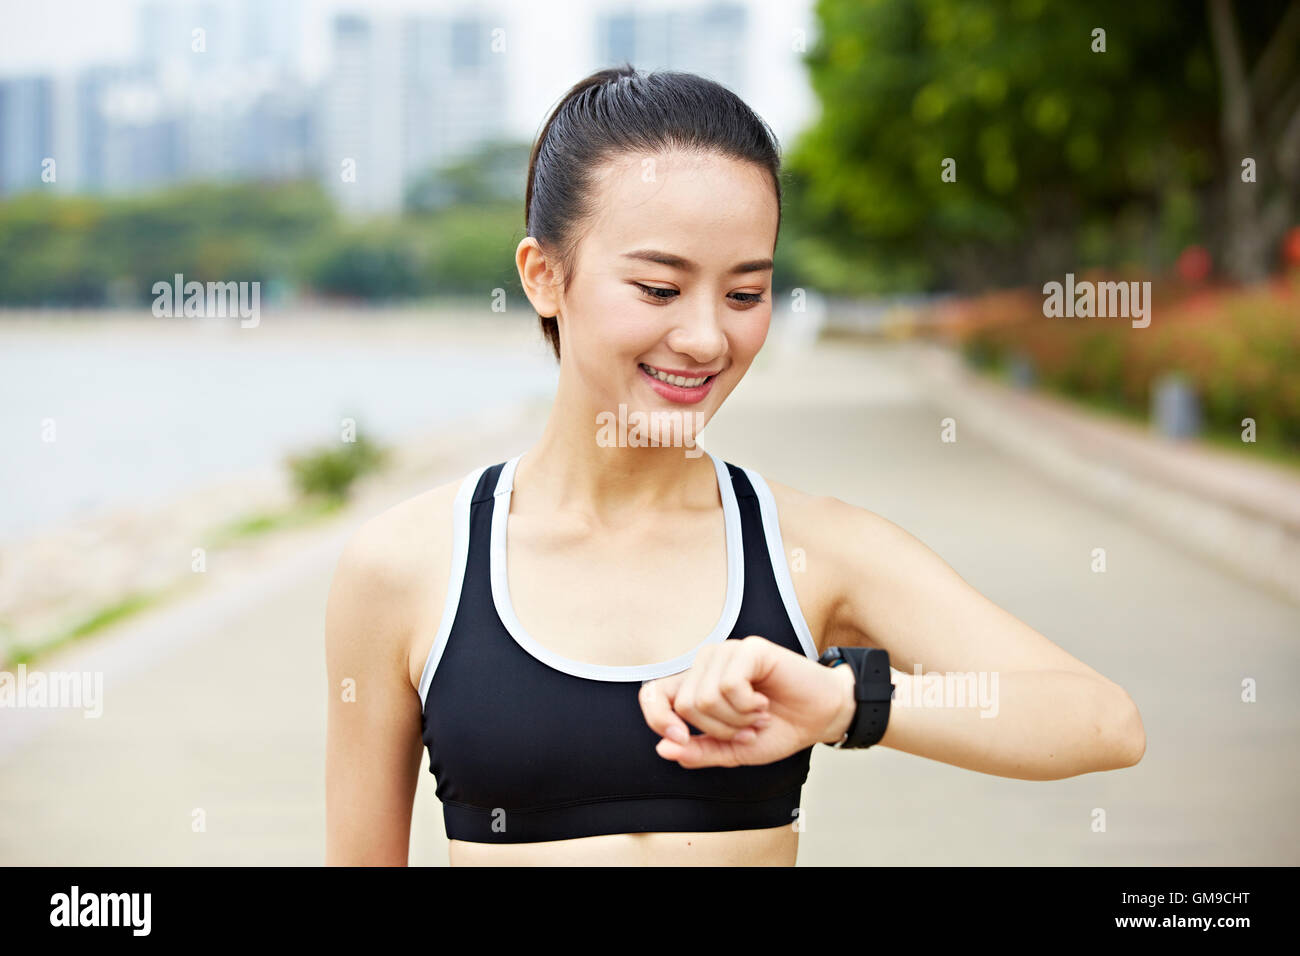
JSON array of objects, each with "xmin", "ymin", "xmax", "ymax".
[{"xmin": 552, "ymin": 150, "xmax": 779, "ymax": 426}]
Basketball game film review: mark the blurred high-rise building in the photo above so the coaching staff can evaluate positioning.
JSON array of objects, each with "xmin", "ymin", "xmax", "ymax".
[
  {"xmin": 65, "ymin": 65, "xmax": 162, "ymax": 194},
  {"xmin": 0, "ymin": 65, "xmax": 176, "ymax": 197},
  {"xmin": 403, "ymin": 16, "xmax": 508, "ymax": 186},
  {"xmin": 322, "ymin": 15, "xmax": 404, "ymax": 216},
  {"xmin": 97, "ymin": 70, "xmax": 185, "ymax": 191},
  {"xmin": 0, "ymin": 0, "xmax": 314, "ymax": 198},
  {"xmin": 322, "ymin": 11, "xmax": 508, "ymax": 216},
  {"xmin": 136, "ymin": 0, "xmax": 304, "ymax": 77},
  {"xmin": 135, "ymin": 0, "xmax": 314, "ymax": 188},
  {"xmin": 0, "ymin": 77, "xmax": 54, "ymax": 195},
  {"xmin": 0, "ymin": 1, "xmax": 765, "ymax": 205},
  {"xmin": 597, "ymin": 2, "xmax": 748, "ymax": 92}
]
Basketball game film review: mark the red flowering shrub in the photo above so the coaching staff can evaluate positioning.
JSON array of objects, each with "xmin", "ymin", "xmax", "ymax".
[{"xmin": 937, "ymin": 277, "xmax": 1300, "ymax": 450}]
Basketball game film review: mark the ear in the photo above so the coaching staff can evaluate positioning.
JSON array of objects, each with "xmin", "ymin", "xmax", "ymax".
[{"xmin": 516, "ymin": 237, "xmax": 562, "ymax": 319}]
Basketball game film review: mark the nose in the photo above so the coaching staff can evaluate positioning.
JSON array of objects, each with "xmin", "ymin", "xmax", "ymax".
[{"xmin": 664, "ymin": 291, "xmax": 727, "ymax": 365}]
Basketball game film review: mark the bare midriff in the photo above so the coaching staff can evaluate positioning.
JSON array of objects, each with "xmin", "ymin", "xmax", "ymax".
[{"xmin": 449, "ymin": 822, "xmax": 798, "ymax": 866}]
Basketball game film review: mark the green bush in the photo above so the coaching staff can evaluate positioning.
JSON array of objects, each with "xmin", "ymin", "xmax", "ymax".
[{"xmin": 287, "ymin": 432, "xmax": 387, "ymax": 502}]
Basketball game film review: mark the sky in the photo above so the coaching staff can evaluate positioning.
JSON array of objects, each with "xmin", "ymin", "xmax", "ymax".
[{"xmin": 0, "ymin": 0, "xmax": 821, "ymax": 148}]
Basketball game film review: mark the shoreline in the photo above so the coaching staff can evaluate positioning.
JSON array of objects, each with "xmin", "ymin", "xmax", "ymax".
[
  {"xmin": 0, "ymin": 396, "xmax": 551, "ymax": 666},
  {"xmin": 0, "ymin": 304, "xmax": 548, "ymax": 347},
  {"xmin": 0, "ymin": 308, "xmax": 559, "ymax": 663}
]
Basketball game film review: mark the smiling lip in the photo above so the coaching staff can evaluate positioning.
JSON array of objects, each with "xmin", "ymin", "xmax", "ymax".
[{"xmin": 638, "ymin": 363, "xmax": 720, "ymax": 405}]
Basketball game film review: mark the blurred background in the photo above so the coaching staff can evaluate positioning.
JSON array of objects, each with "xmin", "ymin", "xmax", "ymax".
[{"xmin": 1, "ymin": 0, "xmax": 1297, "ymax": 866}]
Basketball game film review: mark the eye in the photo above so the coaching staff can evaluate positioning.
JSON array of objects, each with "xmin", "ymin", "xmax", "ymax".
[
  {"xmin": 634, "ymin": 282, "xmax": 678, "ymax": 301},
  {"xmin": 633, "ymin": 283, "xmax": 767, "ymax": 305}
]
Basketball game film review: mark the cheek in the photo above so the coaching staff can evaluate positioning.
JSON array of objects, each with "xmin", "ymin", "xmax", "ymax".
[
  {"xmin": 563, "ymin": 285, "xmax": 648, "ymax": 382},
  {"xmin": 731, "ymin": 309, "xmax": 771, "ymax": 358},
  {"xmin": 574, "ymin": 286, "xmax": 658, "ymax": 360}
]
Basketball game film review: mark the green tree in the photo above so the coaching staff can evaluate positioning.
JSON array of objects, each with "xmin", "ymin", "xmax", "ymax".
[
  {"xmin": 404, "ymin": 139, "xmax": 531, "ymax": 213},
  {"xmin": 785, "ymin": 0, "xmax": 1297, "ymax": 293},
  {"xmin": 0, "ymin": 181, "xmax": 335, "ymax": 305}
]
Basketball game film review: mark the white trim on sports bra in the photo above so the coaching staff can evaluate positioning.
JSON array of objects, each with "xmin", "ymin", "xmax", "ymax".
[
  {"xmin": 741, "ymin": 467, "xmax": 820, "ymax": 662},
  {"xmin": 418, "ymin": 465, "xmax": 487, "ymax": 707},
  {"xmin": 489, "ymin": 449, "xmax": 744, "ymax": 683}
]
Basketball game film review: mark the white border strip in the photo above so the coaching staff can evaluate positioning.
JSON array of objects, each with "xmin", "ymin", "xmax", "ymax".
[
  {"xmin": 489, "ymin": 450, "xmax": 745, "ymax": 682},
  {"xmin": 742, "ymin": 467, "xmax": 820, "ymax": 661},
  {"xmin": 418, "ymin": 464, "xmax": 488, "ymax": 707}
]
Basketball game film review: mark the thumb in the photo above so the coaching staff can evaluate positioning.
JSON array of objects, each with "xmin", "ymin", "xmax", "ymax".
[{"xmin": 639, "ymin": 672, "xmax": 691, "ymax": 744}]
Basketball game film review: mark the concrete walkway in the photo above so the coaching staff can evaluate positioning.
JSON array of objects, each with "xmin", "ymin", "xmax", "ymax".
[{"xmin": 2, "ymin": 340, "xmax": 1297, "ymax": 865}]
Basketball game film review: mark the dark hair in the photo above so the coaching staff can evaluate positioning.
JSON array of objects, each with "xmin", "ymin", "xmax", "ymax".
[{"xmin": 524, "ymin": 64, "xmax": 783, "ymax": 361}]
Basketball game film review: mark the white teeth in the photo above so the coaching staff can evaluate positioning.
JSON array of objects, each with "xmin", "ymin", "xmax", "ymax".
[{"xmin": 641, "ymin": 364, "xmax": 710, "ymax": 387}]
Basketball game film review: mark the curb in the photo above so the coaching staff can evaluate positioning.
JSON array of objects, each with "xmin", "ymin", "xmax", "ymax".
[{"xmin": 901, "ymin": 341, "xmax": 1300, "ymax": 607}]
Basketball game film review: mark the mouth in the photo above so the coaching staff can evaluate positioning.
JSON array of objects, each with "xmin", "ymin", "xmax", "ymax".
[{"xmin": 638, "ymin": 362, "xmax": 721, "ymax": 405}]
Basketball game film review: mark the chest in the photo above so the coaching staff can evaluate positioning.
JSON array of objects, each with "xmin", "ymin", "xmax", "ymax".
[
  {"xmin": 503, "ymin": 507, "xmax": 730, "ymax": 667},
  {"xmin": 417, "ymin": 458, "xmax": 825, "ymax": 841}
]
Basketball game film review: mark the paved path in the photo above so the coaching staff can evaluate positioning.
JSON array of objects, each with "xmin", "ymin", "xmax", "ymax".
[{"xmin": 2, "ymin": 341, "xmax": 1297, "ymax": 865}]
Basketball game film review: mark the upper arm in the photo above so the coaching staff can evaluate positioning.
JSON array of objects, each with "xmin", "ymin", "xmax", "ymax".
[
  {"xmin": 324, "ymin": 506, "xmax": 437, "ymax": 866},
  {"xmin": 808, "ymin": 494, "xmax": 1125, "ymax": 689}
]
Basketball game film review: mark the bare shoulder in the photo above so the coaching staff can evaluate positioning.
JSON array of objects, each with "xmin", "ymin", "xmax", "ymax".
[
  {"xmin": 761, "ymin": 474, "xmax": 901, "ymax": 554},
  {"xmin": 325, "ymin": 474, "xmax": 466, "ymax": 689},
  {"xmin": 760, "ymin": 474, "xmax": 934, "ymax": 651},
  {"xmin": 333, "ymin": 476, "xmax": 461, "ymax": 594},
  {"xmin": 752, "ymin": 475, "xmax": 879, "ymax": 652}
]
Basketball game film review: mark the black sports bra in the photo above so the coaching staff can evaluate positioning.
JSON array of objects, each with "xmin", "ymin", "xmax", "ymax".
[{"xmin": 418, "ymin": 451, "xmax": 822, "ymax": 844}]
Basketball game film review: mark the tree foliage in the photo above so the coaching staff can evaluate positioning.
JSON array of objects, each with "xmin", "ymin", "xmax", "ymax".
[{"xmin": 784, "ymin": 0, "xmax": 1298, "ymax": 293}]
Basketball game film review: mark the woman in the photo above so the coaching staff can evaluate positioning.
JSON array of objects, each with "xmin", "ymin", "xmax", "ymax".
[{"xmin": 324, "ymin": 66, "xmax": 1146, "ymax": 867}]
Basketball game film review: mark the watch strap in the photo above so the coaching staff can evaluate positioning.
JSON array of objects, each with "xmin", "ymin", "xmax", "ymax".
[{"xmin": 818, "ymin": 646, "xmax": 894, "ymax": 749}]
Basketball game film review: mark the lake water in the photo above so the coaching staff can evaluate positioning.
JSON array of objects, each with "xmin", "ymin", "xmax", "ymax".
[{"xmin": 0, "ymin": 319, "xmax": 559, "ymax": 543}]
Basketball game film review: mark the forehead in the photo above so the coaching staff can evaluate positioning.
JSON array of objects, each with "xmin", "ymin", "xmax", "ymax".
[{"xmin": 580, "ymin": 150, "xmax": 778, "ymax": 265}]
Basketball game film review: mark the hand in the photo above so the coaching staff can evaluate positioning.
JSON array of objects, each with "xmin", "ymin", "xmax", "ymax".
[{"xmin": 638, "ymin": 635, "xmax": 857, "ymax": 768}]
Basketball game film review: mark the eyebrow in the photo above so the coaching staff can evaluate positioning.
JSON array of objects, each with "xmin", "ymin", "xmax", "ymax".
[{"xmin": 620, "ymin": 249, "xmax": 773, "ymax": 275}]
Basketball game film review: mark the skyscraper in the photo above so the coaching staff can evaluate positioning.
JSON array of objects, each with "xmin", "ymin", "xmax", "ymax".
[
  {"xmin": 322, "ymin": 11, "xmax": 508, "ymax": 216},
  {"xmin": 0, "ymin": 77, "xmax": 54, "ymax": 195},
  {"xmin": 322, "ymin": 14, "xmax": 405, "ymax": 215}
]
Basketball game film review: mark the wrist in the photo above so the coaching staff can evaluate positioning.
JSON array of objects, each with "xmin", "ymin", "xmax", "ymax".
[{"xmin": 818, "ymin": 662, "xmax": 858, "ymax": 745}]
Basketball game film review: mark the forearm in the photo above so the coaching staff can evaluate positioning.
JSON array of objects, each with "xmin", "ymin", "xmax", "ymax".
[{"xmin": 859, "ymin": 667, "xmax": 1143, "ymax": 780}]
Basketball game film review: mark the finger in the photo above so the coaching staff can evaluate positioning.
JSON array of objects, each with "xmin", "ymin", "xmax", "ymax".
[
  {"xmin": 702, "ymin": 641, "xmax": 770, "ymax": 729},
  {"xmin": 718, "ymin": 638, "xmax": 771, "ymax": 715},
  {"xmin": 686, "ymin": 638, "xmax": 772, "ymax": 730},
  {"xmin": 655, "ymin": 730, "xmax": 744, "ymax": 769},
  {"xmin": 639, "ymin": 674, "xmax": 691, "ymax": 744},
  {"xmin": 672, "ymin": 645, "xmax": 763, "ymax": 739}
]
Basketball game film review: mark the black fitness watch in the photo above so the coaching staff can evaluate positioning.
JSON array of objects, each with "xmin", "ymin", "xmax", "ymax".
[{"xmin": 817, "ymin": 646, "xmax": 895, "ymax": 749}]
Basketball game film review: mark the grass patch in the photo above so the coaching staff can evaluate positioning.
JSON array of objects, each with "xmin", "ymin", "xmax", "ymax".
[
  {"xmin": 2, "ymin": 587, "xmax": 178, "ymax": 668},
  {"xmin": 204, "ymin": 494, "xmax": 345, "ymax": 549},
  {"xmin": 3, "ymin": 431, "xmax": 390, "ymax": 669}
]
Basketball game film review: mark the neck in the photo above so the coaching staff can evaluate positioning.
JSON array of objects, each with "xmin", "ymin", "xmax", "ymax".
[{"xmin": 512, "ymin": 368, "xmax": 717, "ymax": 521}]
